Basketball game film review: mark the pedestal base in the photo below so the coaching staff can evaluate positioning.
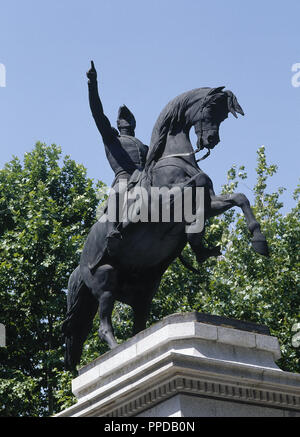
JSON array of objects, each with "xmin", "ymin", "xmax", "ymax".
[{"xmin": 56, "ymin": 312, "xmax": 300, "ymax": 417}]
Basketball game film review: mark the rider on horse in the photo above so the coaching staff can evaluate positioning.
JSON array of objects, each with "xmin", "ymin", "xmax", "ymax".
[
  {"xmin": 87, "ymin": 61, "xmax": 220, "ymax": 264},
  {"xmin": 87, "ymin": 61, "xmax": 148, "ymax": 253}
]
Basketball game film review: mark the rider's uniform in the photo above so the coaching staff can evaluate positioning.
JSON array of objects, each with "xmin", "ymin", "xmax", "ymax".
[
  {"xmin": 88, "ymin": 79, "xmax": 148, "ymax": 185},
  {"xmin": 88, "ymin": 79, "xmax": 148, "ymax": 255}
]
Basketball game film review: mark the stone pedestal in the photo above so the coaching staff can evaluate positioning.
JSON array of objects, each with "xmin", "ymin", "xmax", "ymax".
[{"xmin": 56, "ymin": 312, "xmax": 300, "ymax": 417}]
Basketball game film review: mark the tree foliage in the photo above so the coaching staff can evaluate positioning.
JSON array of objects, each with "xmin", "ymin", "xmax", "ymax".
[
  {"xmin": 0, "ymin": 144, "xmax": 299, "ymax": 416},
  {"xmin": 102, "ymin": 146, "xmax": 300, "ymax": 374},
  {"xmin": 0, "ymin": 143, "xmax": 101, "ymax": 416},
  {"xmin": 149, "ymin": 146, "xmax": 300, "ymax": 373}
]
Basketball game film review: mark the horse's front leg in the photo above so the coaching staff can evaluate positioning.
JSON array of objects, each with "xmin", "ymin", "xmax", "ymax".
[
  {"xmin": 209, "ymin": 192, "xmax": 269, "ymax": 256},
  {"xmin": 176, "ymin": 172, "xmax": 222, "ymax": 263}
]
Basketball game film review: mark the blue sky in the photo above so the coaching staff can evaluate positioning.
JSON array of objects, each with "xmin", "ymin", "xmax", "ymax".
[{"xmin": 0, "ymin": 0, "xmax": 299, "ymax": 212}]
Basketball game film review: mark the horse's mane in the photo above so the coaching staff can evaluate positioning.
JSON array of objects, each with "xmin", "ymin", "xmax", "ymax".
[{"xmin": 145, "ymin": 87, "xmax": 211, "ymax": 169}]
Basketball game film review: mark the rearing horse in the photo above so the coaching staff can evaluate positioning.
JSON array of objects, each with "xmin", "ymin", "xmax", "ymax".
[{"xmin": 62, "ymin": 86, "xmax": 269, "ymax": 370}]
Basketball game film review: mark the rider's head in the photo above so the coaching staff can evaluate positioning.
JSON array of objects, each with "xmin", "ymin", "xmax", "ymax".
[{"xmin": 117, "ymin": 105, "xmax": 136, "ymax": 136}]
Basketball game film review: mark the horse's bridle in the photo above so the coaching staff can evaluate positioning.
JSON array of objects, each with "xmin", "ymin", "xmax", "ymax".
[
  {"xmin": 160, "ymin": 92, "xmax": 218, "ymax": 163},
  {"xmin": 160, "ymin": 147, "xmax": 211, "ymax": 162},
  {"xmin": 160, "ymin": 117, "xmax": 212, "ymax": 162},
  {"xmin": 157, "ymin": 94, "xmax": 218, "ymax": 163}
]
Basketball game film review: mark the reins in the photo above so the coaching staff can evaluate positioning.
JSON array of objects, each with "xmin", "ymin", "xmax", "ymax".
[
  {"xmin": 158, "ymin": 98, "xmax": 213, "ymax": 163},
  {"xmin": 159, "ymin": 147, "xmax": 211, "ymax": 162}
]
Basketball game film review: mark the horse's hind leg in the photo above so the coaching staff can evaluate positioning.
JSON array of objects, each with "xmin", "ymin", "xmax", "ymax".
[
  {"xmin": 99, "ymin": 290, "xmax": 118, "ymax": 348},
  {"xmin": 132, "ymin": 296, "xmax": 152, "ymax": 335},
  {"xmin": 91, "ymin": 264, "xmax": 118, "ymax": 349},
  {"xmin": 131, "ymin": 277, "xmax": 161, "ymax": 336}
]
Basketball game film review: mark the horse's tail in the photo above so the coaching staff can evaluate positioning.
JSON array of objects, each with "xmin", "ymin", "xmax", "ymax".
[{"xmin": 62, "ymin": 265, "xmax": 98, "ymax": 371}]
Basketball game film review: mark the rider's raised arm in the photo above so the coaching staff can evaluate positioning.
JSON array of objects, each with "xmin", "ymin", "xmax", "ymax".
[{"xmin": 87, "ymin": 61, "xmax": 115, "ymax": 144}]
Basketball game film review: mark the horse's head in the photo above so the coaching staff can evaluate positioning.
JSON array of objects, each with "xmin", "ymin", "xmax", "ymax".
[
  {"xmin": 187, "ymin": 87, "xmax": 244, "ymax": 150},
  {"xmin": 146, "ymin": 87, "xmax": 244, "ymax": 168}
]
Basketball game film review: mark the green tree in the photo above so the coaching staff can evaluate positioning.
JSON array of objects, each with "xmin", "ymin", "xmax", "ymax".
[
  {"xmin": 0, "ymin": 145, "xmax": 298, "ymax": 417},
  {"xmin": 81, "ymin": 146, "xmax": 299, "ymax": 375},
  {"xmin": 0, "ymin": 143, "xmax": 102, "ymax": 416},
  {"xmin": 149, "ymin": 146, "xmax": 300, "ymax": 373}
]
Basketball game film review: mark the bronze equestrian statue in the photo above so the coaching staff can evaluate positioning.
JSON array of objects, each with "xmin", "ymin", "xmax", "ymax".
[{"xmin": 62, "ymin": 64, "xmax": 269, "ymax": 370}]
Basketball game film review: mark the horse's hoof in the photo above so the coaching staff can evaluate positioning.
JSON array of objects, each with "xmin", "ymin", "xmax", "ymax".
[{"xmin": 251, "ymin": 236, "xmax": 269, "ymax": 257}]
